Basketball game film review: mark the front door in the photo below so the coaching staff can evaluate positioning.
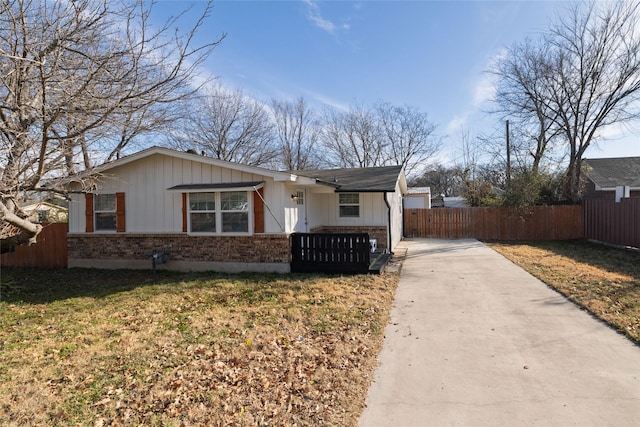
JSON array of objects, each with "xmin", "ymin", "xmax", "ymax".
[{"xmin": 293, "ymin": 189, "xmax": 307, "ymax": 233}]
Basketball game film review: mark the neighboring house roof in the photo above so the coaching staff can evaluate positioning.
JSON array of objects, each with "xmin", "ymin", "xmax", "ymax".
[
  {"xmin": 443, "ymin": 196, "xmax": 470, "ymax": 208},
  {"xmin": 407, "ymin": 186, "xmax": 431, "ymax": 195},
  {"xmin": 583, "ymin": 157, "xmax": 640, "ymax": 189},
  {"xmin": 22, "ymin": 201, "xmax": 68, "ymax": 213},
  {"xmin": 295, "ymin": 165, "xmax": 407, "ymax": 193}
]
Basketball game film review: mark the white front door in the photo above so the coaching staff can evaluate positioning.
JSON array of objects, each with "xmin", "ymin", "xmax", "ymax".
[{"xmin": 293, "ymin": 189, "xmax": 307, "ymax": 233}]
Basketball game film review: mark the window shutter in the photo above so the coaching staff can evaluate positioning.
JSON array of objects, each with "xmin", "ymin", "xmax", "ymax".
[
  {"xmin": 116, "ymin": 192, "xmax": 126, "ymax": 232},
  {"xmin": 182, "ymin": 193, "xmax": 188, "ymax": 232},
  {"xmin": 85, "ymin": 193, "xmax": 94, "ymax": 233},
  {"xmin": 253, "ymin": 187, "xmax": 265, "ymax": 233}
]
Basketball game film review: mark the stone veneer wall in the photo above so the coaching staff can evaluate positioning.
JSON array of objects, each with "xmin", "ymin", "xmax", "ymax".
[
  {"xmin": 309, "ymin": 226, "xmax": 388, "ymax": 249},
  {"xmin": 68, "ymin": 233, "xmax": 290, "ymax": 264}
]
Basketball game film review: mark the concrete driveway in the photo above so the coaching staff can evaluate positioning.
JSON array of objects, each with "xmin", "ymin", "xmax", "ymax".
[{"xmin": 359, "ymin": 239, "xmax": 640, "ymax": 427}]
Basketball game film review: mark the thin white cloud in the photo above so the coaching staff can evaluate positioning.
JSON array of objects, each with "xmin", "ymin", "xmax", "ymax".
[
  {"xmin": 446, "ymin": 114, "xmax": 468, "ymax": 135},
  {"xmin": 303, "ymin": 0, "xmax": 349, "ymax": 35},
  {"xmin": 446, "ymin": 51, "xmax": 502, "ymax": 136},
  {"xmin": 472, "ymin": 73, "xmax": 497, "ymax": 108},
  {"xmin": 304, "ymin": 89, "xmax": 350, "ymax": 112}
]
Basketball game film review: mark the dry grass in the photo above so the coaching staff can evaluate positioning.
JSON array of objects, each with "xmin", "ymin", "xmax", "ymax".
[
  {"xmin": 0, "ymin": 265, "xmax": 400, "ymax": 426},
  {"xmin": 488, "ymin": 240, "xmax": 640, "ymax": 344}
]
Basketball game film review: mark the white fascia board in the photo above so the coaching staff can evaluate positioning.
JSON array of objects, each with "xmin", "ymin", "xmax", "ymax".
[
  {"xmin": 599, "ymin": 186, "xmax": 640, "ymax": 191},
  {"xmin": 66, "ymin": 146, "xmax": 298, "ymax": 183},
  {"xmin": 286, "ymin": 175, "xmax": 319, "ymax": 185}
]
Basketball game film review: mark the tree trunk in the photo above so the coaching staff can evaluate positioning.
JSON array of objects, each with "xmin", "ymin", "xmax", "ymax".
[{"xmin": 0, "ymin": 202, "xmax": 43, "ymax": 253}]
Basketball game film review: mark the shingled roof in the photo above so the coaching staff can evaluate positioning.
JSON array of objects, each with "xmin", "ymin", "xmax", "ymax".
[
  {"xmin": 295, "ymin": 165, "xmax": 405, "ymax": 192},
  {"xmin": 583, "ymin": 157, "xmax": 640, "ymax": 189}
]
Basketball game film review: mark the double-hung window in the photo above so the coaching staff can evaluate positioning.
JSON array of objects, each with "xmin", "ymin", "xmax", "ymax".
[
  {"xmin": 221, "ymin": 191, "xmax": 249, "ymax": 232},
  {"xmin": 339, "ymin": 193, "xmax": 360, "ymax": 218},
  {"xmin": 189, "ymin": 193, "xmax": 216, "ymax": 232},
  {"xmin": 189, "ymin": 191, "xmax": 249, "ymax": 233},
  {"xmin": 95, "ymin": 194, "xmax": 117, "ymax": 231}
]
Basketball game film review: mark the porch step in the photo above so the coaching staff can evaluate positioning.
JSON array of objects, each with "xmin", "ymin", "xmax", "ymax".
[{"xmin": 368, "ymin": 251, "xmax": 391, "ymax": 274}]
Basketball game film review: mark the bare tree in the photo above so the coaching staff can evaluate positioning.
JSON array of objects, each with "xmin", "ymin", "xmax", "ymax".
[
  {"xmin": 320, "ymin": 102, "xmax": 440, "ymax": 173},
  {"xmin": 492, "ymin": 1, "xmax": 640, "ymax": 202},
  {"xmin": 0, "ymin": 0, "xmax": 222, "ymax": 252},
  {"xmin": 321, "ymin": 104, "xmax": 385, "ymax": 168},
  {"xmin": 549, "ymin": 1, "xmax": 640, "ymax": 201},
  {"xmin": 410, "ymin": 163, "xmax": 464, "ymax": 197},
  {"xmin": 490, "ymin": 40, "xmax": 563, "ymax": 175},
  {"xmin": 171, "ymin": 86, "xmax": 277, "ymax": 166},
  {"xmin": 455, "ymin": 128, "xmax": 496, "ymax": 206},
  {"xmin": 270, "ymin": 97, "xmax": 320, "ymax": 170},
  {"xmin": 375, "ymin": 101, "xmax": 440, "ymax": 177}
]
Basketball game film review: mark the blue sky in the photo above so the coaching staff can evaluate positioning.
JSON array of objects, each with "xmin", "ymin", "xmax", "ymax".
[{"xmin": 155, "ymin": 0, "xmax": 640, "ymax": 165}]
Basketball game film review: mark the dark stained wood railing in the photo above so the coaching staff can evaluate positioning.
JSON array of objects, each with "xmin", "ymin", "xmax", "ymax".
[{"xmin": 290, "ymin": 232, "xmax": 370, "ymax": 274}]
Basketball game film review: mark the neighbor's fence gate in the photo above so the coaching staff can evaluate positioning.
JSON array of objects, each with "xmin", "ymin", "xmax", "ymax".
[
  {"xmin": 290, "ymin": 232, "xmax": 370, "ymax": 274},
  {"xmin": 404, "ymin": 205, "xmax": 583, "ymax": 240},
  {"xmin": 584, "ymin": 197, "xmax": 640, "ymax": 249}
]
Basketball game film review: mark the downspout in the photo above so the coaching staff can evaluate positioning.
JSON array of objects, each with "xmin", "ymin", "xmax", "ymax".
[{"xmin": 383, "ymin": 192, "xmax": 393, "ymax": 255}]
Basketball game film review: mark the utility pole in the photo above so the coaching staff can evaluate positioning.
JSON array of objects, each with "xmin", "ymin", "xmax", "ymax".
[{"xmin": 506, "ymin": 120, "xmax": 511, "ymax": 185}]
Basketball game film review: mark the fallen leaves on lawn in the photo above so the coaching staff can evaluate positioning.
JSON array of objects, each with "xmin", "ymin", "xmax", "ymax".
[{"xmin": 0, "ymin": 269, "xmax": 400, "ymax": 426}]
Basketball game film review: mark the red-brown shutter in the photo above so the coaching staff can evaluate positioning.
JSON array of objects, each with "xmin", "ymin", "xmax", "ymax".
[
  {"xmin": 182, "ymin": 193, "xmax": 188, "ymax": 232},
  {"xmin": 116, "ymin": 192, "xmax": 126, "ymax": 232},
  {"xmin": 253, "ymin": 187, "xmax": 265, "ymax": 233},
  {"xmin": 85, "ymin": 193, "xmax": 94, "ymax": 233}
]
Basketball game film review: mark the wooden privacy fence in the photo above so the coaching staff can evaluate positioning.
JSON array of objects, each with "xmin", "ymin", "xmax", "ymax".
[
  {"xmin": 290, "ymin": 232, "xmax": 370, "ymax": 274},
  {"xmin": 584, "ymin": 198, "xmax": 640, "ymax": 249},
  {"xmin": 0, "ymin": 223, "xmax": 68, "ymax": 268},
  {"xmin": 404, "ymin": 205, "xmax": 583, "ymax": 240}
]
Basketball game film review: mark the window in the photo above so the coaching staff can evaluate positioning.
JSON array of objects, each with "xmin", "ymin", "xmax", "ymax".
[
  {"xmin": 95, "ymin": 194, "xmax": 117, "ymax": 230},
  {"xmin": 339, "ymin": 193, "xmax": 360, "ymax": 218},
  {"xmin": 189, "ymin": 193, "xmax": 216, "ymax": 232},
  {"xmin": 221, "ymin": 191, "xmax": 249, "ymax": 232},
  {"xmin": 188, "ymin": 191, "xmax": 249, "ymax": 233},
  {"xmin": 37, "ymin": 209, "xmax": 49, "ymax": 223}
]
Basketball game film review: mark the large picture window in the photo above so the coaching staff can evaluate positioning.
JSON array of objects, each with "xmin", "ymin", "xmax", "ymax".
[
  {"xmin": 95, "ymin": 194, "xmax": 117, "ymax": 230},
  {"xmin": 339, "ymin": 193, "xmax": 360, "ymax": 218},
  {"xmin": 189, "ymin": 191, "xmax": 249, "ymax": 233}
]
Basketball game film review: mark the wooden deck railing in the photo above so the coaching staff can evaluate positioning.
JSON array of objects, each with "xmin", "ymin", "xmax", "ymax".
[{"xmin": 290, "ymin": 232, "xmax": 370, "ymax": 274}]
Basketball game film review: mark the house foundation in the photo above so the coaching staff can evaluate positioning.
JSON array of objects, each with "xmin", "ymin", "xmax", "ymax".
[{"xmin": 67, "ymin": 233, "xmax": 291, "ymax": 273}]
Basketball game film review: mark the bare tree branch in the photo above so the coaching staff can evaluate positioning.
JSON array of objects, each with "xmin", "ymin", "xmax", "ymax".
[{"xmin": 0, "ymin": 0, "xmax": 223, "ymax": 251}]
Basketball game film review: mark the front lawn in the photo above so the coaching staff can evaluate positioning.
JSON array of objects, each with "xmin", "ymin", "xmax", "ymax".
[{"xmin": 0, "ymin": 267, "xmax": 399, "ymax": 426}]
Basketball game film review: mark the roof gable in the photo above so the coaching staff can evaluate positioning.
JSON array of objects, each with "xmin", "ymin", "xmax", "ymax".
[
  {"xmin": 66, "ymin": 146, "xmax": 315, "ymax": 185},
  {"xmin": 583, "ymin": 157, "xmax": 640, "ymax": 189},
  {"xmin": 295, "ymin": 165, "xmax": 406, "ymax": 193}
]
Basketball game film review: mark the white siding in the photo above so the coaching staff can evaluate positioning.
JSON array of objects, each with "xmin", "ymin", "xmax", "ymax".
[
  {"xmin": 306, "ymin": 192, "xmax": 388, "ymax": 229},
  {"xmin": 388, "ymin": 185, "xmax": 404, "ymax": 250},
  {"xmin": 68, "ymin": 153, "xmax": 288, "ymax": 234}
]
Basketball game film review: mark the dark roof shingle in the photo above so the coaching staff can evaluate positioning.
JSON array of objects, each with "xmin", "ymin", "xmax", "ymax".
[
  {"xmin": 583, "ymin": 157, "xmax": 640, "ymax": 188},
  {"xmin": 295, "ymin": 165, "xmax": 403, "ymax": 192}
]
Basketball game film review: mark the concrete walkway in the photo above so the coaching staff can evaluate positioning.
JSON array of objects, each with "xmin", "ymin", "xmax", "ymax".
[{"xmin": 359, "ymin": 239, "xmax": 640, "ymax": 427}]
